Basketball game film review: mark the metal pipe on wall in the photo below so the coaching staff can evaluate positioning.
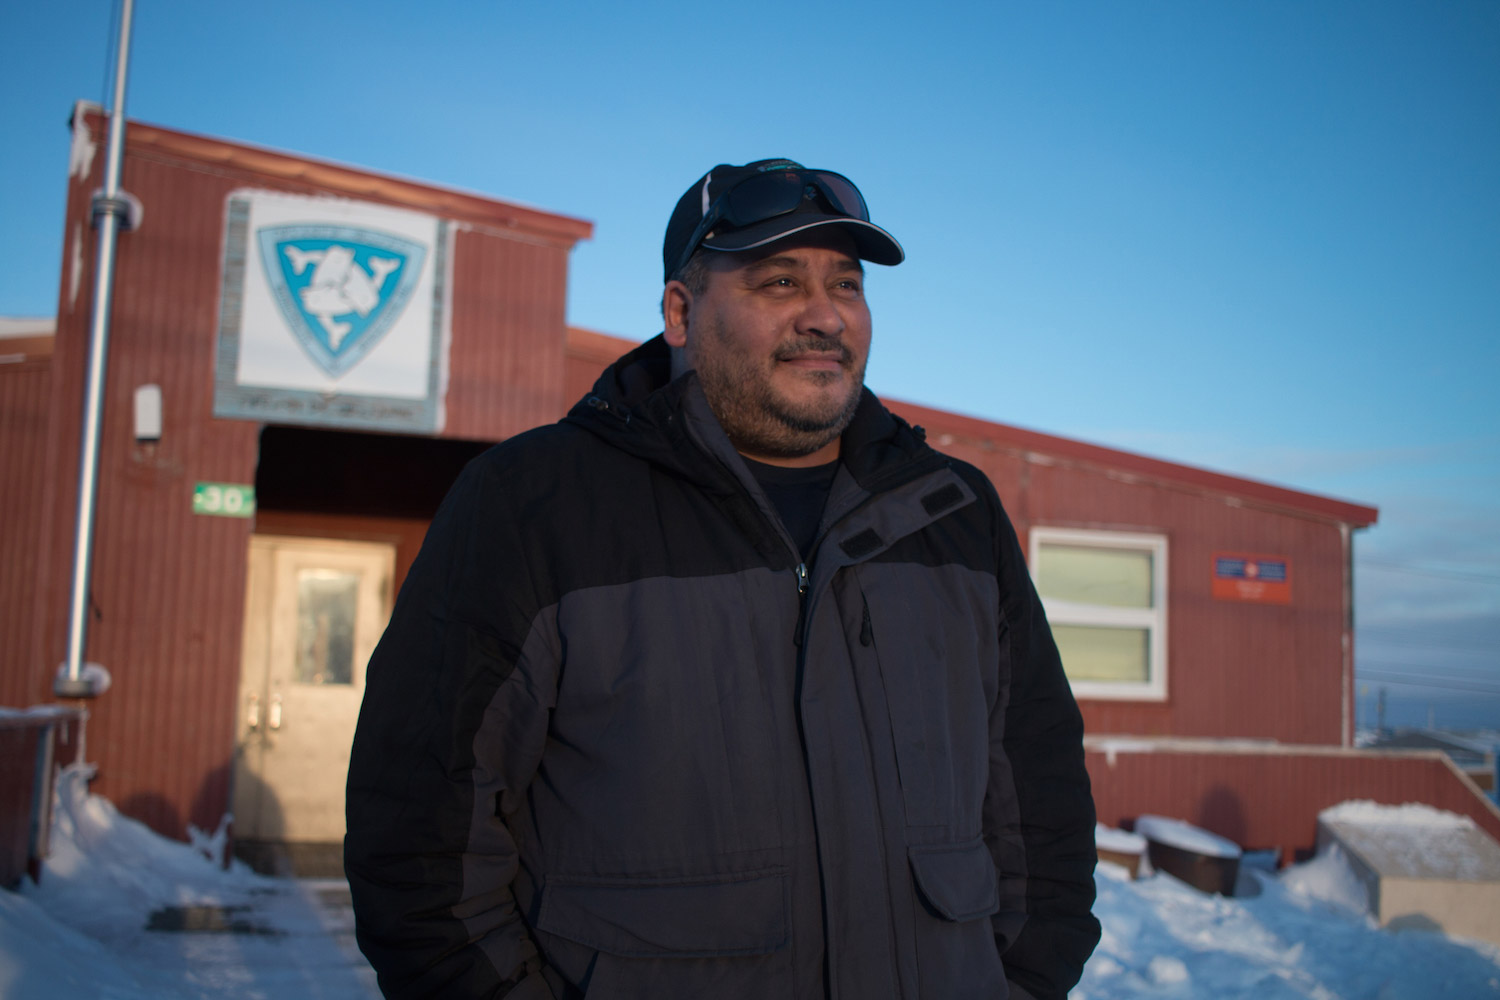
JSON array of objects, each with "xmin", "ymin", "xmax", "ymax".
[{"xmin": 56, "ymin": 0, "xmax": 136, "ymax": 698}]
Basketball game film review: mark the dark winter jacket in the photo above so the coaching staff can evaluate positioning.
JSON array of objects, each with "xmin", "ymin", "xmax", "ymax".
[{"xmin": 345, "ymin": 335, "xmax": 1100, "ymax": 1000}]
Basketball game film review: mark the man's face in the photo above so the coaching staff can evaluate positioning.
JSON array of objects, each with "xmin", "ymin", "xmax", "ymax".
[{"xmin": 663, "ymin": 230, "xmax": 872, "ymax": 464}]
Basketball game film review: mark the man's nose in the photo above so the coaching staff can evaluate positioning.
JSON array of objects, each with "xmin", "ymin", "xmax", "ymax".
[{"xmin": 797, "ymin": 285, "xmax": 847, "ymax": 339}]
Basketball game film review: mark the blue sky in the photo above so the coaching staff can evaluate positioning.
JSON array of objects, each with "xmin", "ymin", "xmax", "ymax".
[{"xmin": 3, "ymin": 1, "xmax": 1497, "ymax": 728}]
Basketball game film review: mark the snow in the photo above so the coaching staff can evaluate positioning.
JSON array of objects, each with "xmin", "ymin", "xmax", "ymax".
[
  {"xmin": 0, "ymin": 704, "xmax": 81, "ymax": 720},
  {"xmin": 1319, "ymin": 799, "xmax": 1500, "ymax": 883},
  {"xmin": 52, "ymin": 661, "xmax": 112, "ymax": 696},
  {"xmin": 1278, "ymin": 842, "xmax": 1373, "ymax": 916},
  {"xmin": 3, "ymin": 775, "xmax": 1499, "ymax": 999},
  {"xmin": 68, "ymin": 104, "xmax": 97, "ymax": 181},
  {"xmin": 1096, "ymin": 823, "xmax": 1147, "ymax": 855},
  {"xmin": 1083, "ymin": 860, "xmax": 1500, "ymax": 999},
  {"xmin": 1134, "ymin": 814, "xmax": 1243, "ymax": 859},
  {"xmin": 0, "ymin": 765, "xmax": 377, "ymax": 999},
  {"xmin": 1322, "ymin": 800, "xmax": 1477, "ymax": 829}
]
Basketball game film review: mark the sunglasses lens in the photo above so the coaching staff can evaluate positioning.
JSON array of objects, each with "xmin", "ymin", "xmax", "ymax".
[
  {"xmin": 719, "ymin": 170, "xmax": 870, "ymax": 231},
  {"xmin": 811, "ymin": 172, "xmax": 869, "ymax": 220},
  {"xmin": 723, "ymin": 171, "xmax": 808, "ymax": 227}
]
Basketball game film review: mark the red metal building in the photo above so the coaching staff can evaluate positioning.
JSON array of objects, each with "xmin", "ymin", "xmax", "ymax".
[{"xmin": 3, "ymin": 107, "xmax": 1494, "ymax": 869}]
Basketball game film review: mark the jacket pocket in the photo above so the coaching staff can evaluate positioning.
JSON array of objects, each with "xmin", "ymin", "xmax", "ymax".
[
  {"xmin": 535, "ymin": 868, "xmax": 788, "ymax": 958},
  {"xmin": 909, "ymin": 838, "xmax": 999, "ymax": 921},
  {"xmin": 908, "ymin": 839, "xmax": 1007, "ymax": 999}
]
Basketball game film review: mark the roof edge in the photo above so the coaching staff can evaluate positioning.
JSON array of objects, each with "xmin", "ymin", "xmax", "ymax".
[
  {"xmin": 74, "ymin": 102, "xmax": 594, "ymax": 246},
  {"xmin": 887, "ymin": 397, "xmax": 1379, "ymax": 528}
]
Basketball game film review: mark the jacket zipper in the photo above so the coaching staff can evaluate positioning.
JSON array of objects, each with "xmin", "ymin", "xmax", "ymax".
[{"xmin": 793, "ymin": 561, "xmax": 809, "ymax": 647}]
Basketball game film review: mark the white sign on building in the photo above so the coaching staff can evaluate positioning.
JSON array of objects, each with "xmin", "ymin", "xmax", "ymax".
[{"xmin": 213, "ymin": 190, "xmax": 450, "ymax": 432}]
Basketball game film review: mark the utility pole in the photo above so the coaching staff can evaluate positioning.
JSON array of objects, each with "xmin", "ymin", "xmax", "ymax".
[{"xmin": 56, "ymin": 0, "xmax": 138, "ymax": 698}]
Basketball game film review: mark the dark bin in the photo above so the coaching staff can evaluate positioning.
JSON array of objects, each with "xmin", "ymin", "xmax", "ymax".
[{"xmin": 1146, "ymin": 836, "xmax": 1241, "ymax": 896}]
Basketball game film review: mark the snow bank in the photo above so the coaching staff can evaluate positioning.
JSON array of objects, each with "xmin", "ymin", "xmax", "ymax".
[
  {"xmin": 1078, "ymin": 855, "xmax": 1500, "ymax": 999},
  {"xmin": 1, "ymin": 763, "xmax": 377, "ymax": 999},
  {"xmin": 1280, "ymin": 841, "xmax": 1373, "ymax": 917},
  {"xmin": 21, "ymin": 764, "xmax": 264, "ymax": 940},
  {"xmin": 1133, "ymin": 814, "xmax": 1242, "ymax": 859}
]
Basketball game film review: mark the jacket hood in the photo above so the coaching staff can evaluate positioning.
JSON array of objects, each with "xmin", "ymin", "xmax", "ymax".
[{"xmin": 564, "ymin": 334, "xmax": 946, "ymax": 493}]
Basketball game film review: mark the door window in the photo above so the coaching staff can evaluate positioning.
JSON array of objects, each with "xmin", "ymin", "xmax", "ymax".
[{"xmin": 294, "ymin": 568, "xmax": 361, "ymax": 684}]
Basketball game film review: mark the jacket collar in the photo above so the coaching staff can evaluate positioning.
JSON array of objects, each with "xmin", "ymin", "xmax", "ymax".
[{"xmin": 565, "ymin": 334, "xmax": 946, "ymax": 495}]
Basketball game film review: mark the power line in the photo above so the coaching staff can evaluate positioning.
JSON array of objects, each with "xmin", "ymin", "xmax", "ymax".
[
  {"xmin": 1360, "ymin": 559, "xmax": 1500, "ymax": 585},
  {"xmin": 1358, "ymin": 670, "xmax": 1500, "ymax": 696},
  {"xmin": 1358, "ymin": 633, "xmax": 1496, "ymax": 655},
  {"xmin": 1359, "ymin": 663, "xmax": 1500, "ymax": 683}
]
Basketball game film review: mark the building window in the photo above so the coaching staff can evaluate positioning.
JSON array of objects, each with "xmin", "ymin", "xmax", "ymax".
[{"xmin": 1029, "ymin": 527, "xmax": 1167, "ymax": 701}]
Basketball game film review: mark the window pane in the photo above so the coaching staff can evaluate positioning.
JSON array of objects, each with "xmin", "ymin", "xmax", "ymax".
[
  {"xmin": 1052, "ymin": 624, "xmax": 1150, "ymax": 683},
  {"xmin": 1037, "ymin": 544, "xmax": 1153, "ymax": 608},
  {"xmin": 295, "ymin": 569, "xmax": 359, "ymax": 685}
]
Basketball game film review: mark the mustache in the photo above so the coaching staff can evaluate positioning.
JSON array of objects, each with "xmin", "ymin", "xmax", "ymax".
[{"xmin": 773, "ymin": 338, "xmax": 852, "ymax": 364}]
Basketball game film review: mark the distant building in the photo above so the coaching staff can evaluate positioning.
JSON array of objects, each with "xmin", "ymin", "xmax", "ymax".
[
  {"xmin": 4, "ymin": 104, "xmax": 1496, "ymax": 871},
  {"xmin": 1361, "ymin": 729, "xmax": 1499, "ymax": 794}
]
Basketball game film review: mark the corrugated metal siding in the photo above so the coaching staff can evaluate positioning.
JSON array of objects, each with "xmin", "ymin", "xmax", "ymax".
[
  {"xmin": 28, "ymin": 112, "xmax": 593, "ymax": 839},
  {"xmin": 33, "ymin": 160, "xmax": 103, "ymax": 725},
  {"xmin": 0, "ymin": 362, "xmax": 55, "ymax": 708},
  {"xmin": 887, "ymin": 405, "xmax": 1352, "ymax": 746},
  {"xmin": 444, "ymin": 229, "xmax": 571, "ymax": 439},
  {"xmin": 564, "ymin": 327, "xmax": 636, "ymax": 406},
  {"xmin": 1034, "ymin": 461, "xmax": 1346, "ymax": 744},
  {"xmin": 37, "ymin": 127, "xmax": 261, "ymax": 837},
  {"xmin": 1086, "ymin": 745, "xmax": 1500, "ymax": 863}
]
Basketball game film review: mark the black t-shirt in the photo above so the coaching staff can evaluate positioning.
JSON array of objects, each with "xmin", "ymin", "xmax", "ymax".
[{"xmin": 742, "ymin": 457, "xmax": 840, "ymax": 560}]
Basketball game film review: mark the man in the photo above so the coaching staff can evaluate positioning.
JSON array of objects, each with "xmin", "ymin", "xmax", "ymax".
[{"xmin": 346, "ymin": 159, "xmax": 1100, "ymax": 999}]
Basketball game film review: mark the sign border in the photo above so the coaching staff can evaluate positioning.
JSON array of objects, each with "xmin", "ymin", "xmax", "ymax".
[{"xmin": 212, "ymin": 194, "xmax": 449, "ymax": 433}]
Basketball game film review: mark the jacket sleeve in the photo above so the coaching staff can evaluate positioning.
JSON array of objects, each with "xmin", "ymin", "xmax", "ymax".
[
  {"xmin": 345, "ymin": 456, "xmax": 558, "ymax": 999},
  {"xmin": 986, "ymin": 486, "xmax": 1101, "ymax": 1000}
]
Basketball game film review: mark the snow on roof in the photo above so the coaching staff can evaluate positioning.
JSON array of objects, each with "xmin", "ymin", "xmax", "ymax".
[
  {"xmin": 1321, "ymin": 800, "xmax": 1477, "ymax": 829},
  {"xmin": 0, "ymin": 704, "xmax": 85, "ymax": 726},
  {"xmin": 1096, "ymin": 823, "xmax": 1148, "ymax": 854},
  {"xmin": 1320, "ymin": 800, "xmax": 1500, "ymax": 883},
  {"xmin": 0, "ymin": 317, "xmax": 55, "ymax": 338},
  {"xmin": 1134, "ymin": 815, "xmax": 1243, "ymax": 859}
]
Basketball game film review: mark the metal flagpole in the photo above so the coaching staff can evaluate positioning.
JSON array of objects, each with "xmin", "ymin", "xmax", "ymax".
[{"xmin": 56, "ymin": 0, "xmax": 137, "ymax": 699}]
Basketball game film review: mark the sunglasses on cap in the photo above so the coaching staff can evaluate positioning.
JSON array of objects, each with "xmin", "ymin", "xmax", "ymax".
[{"xmin": 671, "ymin": 168, "xmax": 871, "ymax": 280}]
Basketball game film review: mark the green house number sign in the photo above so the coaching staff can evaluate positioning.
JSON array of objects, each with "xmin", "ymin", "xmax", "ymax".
[{"xmin": 193, "ymin": 482, "xmax": 256, "ymax": 518}]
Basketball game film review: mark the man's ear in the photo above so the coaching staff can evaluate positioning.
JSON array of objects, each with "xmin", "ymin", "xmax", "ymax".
[{"xmin": 662, "ymin": 280, "xmax": 691, "ymax": 349}]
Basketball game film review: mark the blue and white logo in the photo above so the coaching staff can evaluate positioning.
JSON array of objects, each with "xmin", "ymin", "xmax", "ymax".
[{"xmin": 257, "ymin": 225, "xmax": 427, "ymax": 377}]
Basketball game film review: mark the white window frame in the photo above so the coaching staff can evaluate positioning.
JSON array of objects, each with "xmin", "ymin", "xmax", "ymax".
[{"xmin": 1028, "ymin": 527, "xmax": 1168, "ymax": 702}]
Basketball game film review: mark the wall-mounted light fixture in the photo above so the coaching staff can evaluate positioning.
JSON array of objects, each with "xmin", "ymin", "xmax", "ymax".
[{"xmin": 134, "ymin": 383, "xmax": 161, "ymax": 444}]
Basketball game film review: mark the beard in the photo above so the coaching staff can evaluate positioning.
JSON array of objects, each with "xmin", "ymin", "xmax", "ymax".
[{"xmin": 692, "ymin": 332, "xmax": 866, "ymax": 460}]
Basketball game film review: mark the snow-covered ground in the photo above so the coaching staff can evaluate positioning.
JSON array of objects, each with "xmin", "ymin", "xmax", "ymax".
[
  {"xmin": 0, "ymin": 765, "xmax": 376, "ymax": 999},
  {"xmin": 1081, "ymin": 851, "xmax": 1500, "ymax": 999},
  {"xmin": 3, "ymin": 768, "xmax": 1499, "ymax": 999}
]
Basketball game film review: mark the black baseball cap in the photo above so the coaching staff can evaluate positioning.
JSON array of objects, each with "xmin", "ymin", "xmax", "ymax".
[{"xmin": 663, "ymin": 158, "xmax": 904, "ymax": 282}]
